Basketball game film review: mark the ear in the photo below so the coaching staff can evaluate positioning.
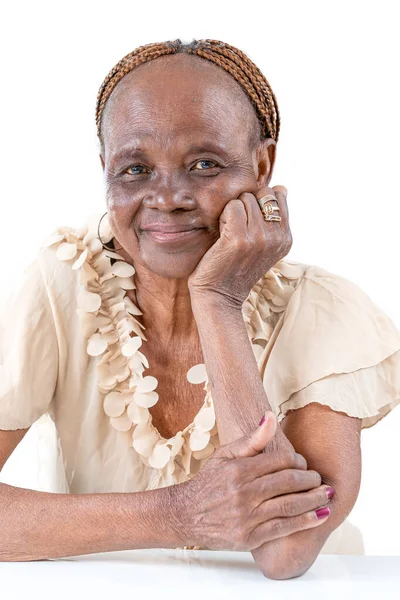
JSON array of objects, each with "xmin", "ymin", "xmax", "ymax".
[{"xmin": 254, "ymin": 138, "xmax": 276, "ymax": 187}]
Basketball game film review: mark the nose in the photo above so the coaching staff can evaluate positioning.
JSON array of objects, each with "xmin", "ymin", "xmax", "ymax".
[{"xmin": 142, "ymin": 183, "xmax": 196, "ymax": 212}]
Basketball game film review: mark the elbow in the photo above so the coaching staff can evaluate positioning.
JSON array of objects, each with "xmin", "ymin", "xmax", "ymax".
[
  {"xmin": 261, "ymin": 561, "xmax": 312, "ymax": 580},
  {"xmin": 254, "ymin": 542, "xmax": 318, "ymax": 581}
]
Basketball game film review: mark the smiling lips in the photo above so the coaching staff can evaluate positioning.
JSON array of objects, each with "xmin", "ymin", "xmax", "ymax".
[
  {"xmin": 142, "ymin": 223, "xmax": 204, "ymax": 244},
  {"xmin": 144, "ymin": 228, "xmax": 203, "ymax": 243}
]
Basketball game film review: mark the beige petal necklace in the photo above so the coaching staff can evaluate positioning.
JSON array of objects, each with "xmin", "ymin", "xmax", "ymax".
[
  {"xmin": 45, "ymin": 213, "xmax": 221, "ymax": 478},
  {"xmin": 44, "ymin": 212, "xmax": 296, "ymax": 480}
]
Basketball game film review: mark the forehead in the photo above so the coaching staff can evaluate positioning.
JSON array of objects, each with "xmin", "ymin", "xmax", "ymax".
[{"xmin": 101, "ymin": 54, "xmax": 256, "ymax": 151}]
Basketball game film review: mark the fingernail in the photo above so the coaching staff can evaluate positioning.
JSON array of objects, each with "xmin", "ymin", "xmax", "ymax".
[
  {"xmin": 259, "ymin": 415, "xmax": 266, "ymax": 426},
  {"xmin": 326, "ymin": 487, "xmax": 335, "ymax": 500},
  {"xmin": 316, "ymin": 507, "xmax": 330, "ymax": 519}
]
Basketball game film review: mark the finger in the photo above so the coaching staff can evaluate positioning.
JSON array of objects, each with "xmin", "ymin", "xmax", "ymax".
[
  {"xmin": 219, "ymin": 198, "xmax": 248, "ymax": 240},
  {"xmin": 255, "ymin": 185, "xmax": 283, "ymax": 229},
  {"xmin": 248, "ymin": 468, "xmax": 322, "ymax": 503},
  {"xmin": 253, "ymin": 484, "xmax": 332, "ymax": 523},
  {"xmin": 221, "ymin": 411, "xmax": 277, "ymax": 460},
  {"xmin": 271, "ymin": 185, "xmax": 289, "ymax": 229},
  {"xmin": 249, "ymin": 504, "xmax": 330, "ymax": 549},
  {"xmin": 237, "ymin": 187, "xmax": 271, "ymax": 235},
  {"xmin": 237, "ymin": 450, "xmax": 308, "ymax": 481}
]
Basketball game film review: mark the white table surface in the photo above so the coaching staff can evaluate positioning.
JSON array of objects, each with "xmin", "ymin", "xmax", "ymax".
[{"xmin": 1, "ymin": 549, "xmax": 399, "ymax": 600}]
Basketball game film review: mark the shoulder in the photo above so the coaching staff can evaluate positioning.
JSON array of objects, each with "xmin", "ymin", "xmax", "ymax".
[
  {"xmin": 272, "ymin": 258, "xmax": 377, "ymax": 307},
  {"xmin": 253, "ymin": 255, "xmax": 396, "ymax": 327},
  {"xmin": 264, "ymin": 257, "xmax": 400, "ymax": 392},
  {"xmin": 262, "ymin": 259, "xmax": 400, "ymax": 430},
  {"xmin": 282, "ymin": 261, "xmax": 400, "ymax": 341}
]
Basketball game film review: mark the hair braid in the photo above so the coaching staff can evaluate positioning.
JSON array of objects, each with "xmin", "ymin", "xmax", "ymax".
[{"xmin": 95, "ymin": 38, "xmax": 280, "ymax": 147}]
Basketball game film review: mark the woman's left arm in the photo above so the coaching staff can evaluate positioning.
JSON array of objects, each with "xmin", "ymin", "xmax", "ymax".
[
  {"xmin": 264, "ymin": 401, "xmax": 361, "ymax": 579},
  {"xmin": 188, "ymin": 184, "xmax": 361, "ymax": 578},
  {"xmin": 191, "ymin": 294, "xmax": 362, "ymax": 580}
]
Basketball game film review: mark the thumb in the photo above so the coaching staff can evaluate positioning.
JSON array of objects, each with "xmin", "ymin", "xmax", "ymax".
[{"xmin": 220, "ymin": 411, "xmax": 277, "ymax": 459}]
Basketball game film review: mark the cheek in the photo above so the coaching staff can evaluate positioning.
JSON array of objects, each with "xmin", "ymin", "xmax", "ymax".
[
  {"xmin": 202, "ymin": 169, "xmax": 257, "ymax": 216},
  {"xmin": 105, "ymin": 204, "xmax": 142, "ymax": 265},
  {"xmin": 106, "ymin": 187, "xmax": 140, "ymax": 235},
  {"xmin": 105, "ymin": 166, "xmax": 257, "ymax": 233}
]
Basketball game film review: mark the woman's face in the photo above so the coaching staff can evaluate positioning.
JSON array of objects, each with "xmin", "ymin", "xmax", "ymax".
[{"xmin": 100, "ymin": 53, "xmax": 276, "ymax": 279}]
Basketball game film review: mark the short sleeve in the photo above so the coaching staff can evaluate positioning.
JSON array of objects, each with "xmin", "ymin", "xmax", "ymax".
[
  {"xmin": 0, "ymin": 248, "xmax": 59, "ymax": 430},
  {"xmin": 263, "ymin": 264, "xmax": 400, "ymax": 429}
]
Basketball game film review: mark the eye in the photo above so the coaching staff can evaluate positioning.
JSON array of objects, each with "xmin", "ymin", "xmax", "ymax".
[
  {"xmin": 192, "ymin": 159, "xmax": 219, "ymax": 171},
  {"xmin": 124, "ymin": 165, "xmax": 148, "ymax": 175}
]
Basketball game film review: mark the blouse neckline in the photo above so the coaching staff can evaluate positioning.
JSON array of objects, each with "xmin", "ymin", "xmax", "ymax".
[{"xmin": 44, "ymin": 212, "xmax": 304, "ymax": 482}]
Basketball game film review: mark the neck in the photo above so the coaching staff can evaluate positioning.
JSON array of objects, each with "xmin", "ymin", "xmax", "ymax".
[
  {"xmin": 118, "ymin": 257, "xmax": 197, "ymax": 342},
  {"xmin": 136, "ymin": 277, "xmax": 196, "ymax": 340}
]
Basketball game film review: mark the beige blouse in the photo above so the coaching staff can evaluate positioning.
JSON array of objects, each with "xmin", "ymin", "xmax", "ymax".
[{"xmin": 1, "ymin": 212, "xmax": 400, "ymax": 502}]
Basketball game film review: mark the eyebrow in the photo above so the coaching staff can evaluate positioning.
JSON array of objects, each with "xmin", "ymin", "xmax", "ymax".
[
  {"xmin": 187, "ymin": 144, "xmax": 230, "ymax": 156},
  {"xmin": 109, "ymin": 139, "xmax": 231, "ymax": 164}
]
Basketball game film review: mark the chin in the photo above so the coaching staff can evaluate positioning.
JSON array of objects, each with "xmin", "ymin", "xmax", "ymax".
[{"xmin": 140, "ymin": 251, "xmax": 201, "ymax": 280}]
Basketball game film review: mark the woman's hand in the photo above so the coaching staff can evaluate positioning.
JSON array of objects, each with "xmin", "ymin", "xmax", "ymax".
[
  {"xmin": 187, "ymin": 185, "xmax": 292, "ymax": 309},
  {"xmin": 177, "ymin": 412, "xmax": 332, "ymax": 551}
]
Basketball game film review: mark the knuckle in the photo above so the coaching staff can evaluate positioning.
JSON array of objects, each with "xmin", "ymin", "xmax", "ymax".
[
  {"xmin": 286, "ymin": 469, "xmax": 301, "ymax": 487},
  {"xmin": 298, "ymin": 511, "xmax": 313, "ymax": 528},
  {"xmin": 247, "ymin": 234, "xmax": 259, "ymax": 247},
  {"xmin": 283, "ymin": 450, "xmax": 299, "ymax": 468},
  {"xmin": 268, "ymin": 518, "xmax": 283, "ymax": 538},
  {"xmin": 281, "ymin": 497, "xmax": 298, "ymax": 518},
  {"xmin": 238, "ymin": 192, "xmax": 252, "ymax": 201},
  {"xmin": 311, "ymin": 470, "xmax": 322, "ymax": 487},
  {"xmin": 231, "ymin": 198, "xmax": 245, "ymax": 208},
  {"xmin": 274, "ymin": 451, "xmax": 297, "ymax": 473},
  {"xmin": 320, "ymin": 489, "xmax": 329, "ymax": 505},
  {"xmin": 295, "ymin": 453, "xmax": 308, "ymax": 470},
  {"xmin": 234, "ymin": 238, "xmax": 248, "ymax": 252}
]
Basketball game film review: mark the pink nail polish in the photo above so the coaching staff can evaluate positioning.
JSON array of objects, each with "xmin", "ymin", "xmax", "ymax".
[
  {"xmin": 326, "ymin": 487, "xmax": 335, "ymax": 500},
  {"xmin": 316, "ymin": 507, "xmax": 330, "ymax": 519},
  {"xmin": 259, "ymin": 415, "xmax": 266, "ymax": 426}
]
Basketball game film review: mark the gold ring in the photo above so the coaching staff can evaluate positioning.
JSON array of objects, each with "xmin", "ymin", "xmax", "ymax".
[{"xmin": 257, "ymin": 195, "xmax": 282, "ymax": 223}]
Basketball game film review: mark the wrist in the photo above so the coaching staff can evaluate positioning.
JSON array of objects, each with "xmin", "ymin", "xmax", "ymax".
[
  {"xmin": 189, "ymin": 289, "xmax": 243, "ymax": 315},
  {"xmin": 166, "ymin": 481, "xmax": 197, "ymax": 548}
]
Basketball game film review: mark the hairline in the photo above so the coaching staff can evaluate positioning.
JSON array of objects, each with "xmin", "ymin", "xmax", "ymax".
[{"xmin": 98, "ymin": 53, "xmax": 265, "ymax": 157}]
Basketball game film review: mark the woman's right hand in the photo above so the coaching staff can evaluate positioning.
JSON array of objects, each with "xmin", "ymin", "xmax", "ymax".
[{"xmin": 178, "ymin": 411, "xmax": 333, "ymax": 551}]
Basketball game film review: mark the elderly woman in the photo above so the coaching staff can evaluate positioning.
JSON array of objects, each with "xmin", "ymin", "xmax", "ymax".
[{"xmin": 1, "ymin": 38, "xmax": 400, "ymax": 578}]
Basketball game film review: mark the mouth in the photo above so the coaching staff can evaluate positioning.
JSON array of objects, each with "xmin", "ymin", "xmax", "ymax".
[{"xmin": 144, "ymin": 228, "xmax": 204, "ymax": 244}]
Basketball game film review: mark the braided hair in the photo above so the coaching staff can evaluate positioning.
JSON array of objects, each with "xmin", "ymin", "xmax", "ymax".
[{"xmin": 95, "ymin": 38, "xmax": 280, "ymax": 153}]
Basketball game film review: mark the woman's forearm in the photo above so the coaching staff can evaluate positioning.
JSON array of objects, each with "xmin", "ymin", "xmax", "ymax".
[
  {"xmin": 0, "ymin": 480, "xmax": 184, "ymax": 561},
  {"xmin": 191, "ymin": 294, "xmax": 333, "ymax": 578},
  {"xmin": 191, "ymin": 293, "xmax": 293, "ymax": 452}
]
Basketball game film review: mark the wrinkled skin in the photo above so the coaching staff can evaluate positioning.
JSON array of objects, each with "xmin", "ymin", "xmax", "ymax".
[
  {"xmin": 178, "ymin": 419, "xmax": 332, "ymax": 551},
  {"xmin": 98, "ymin": 53, "xmax": 328, "ymax": 559},
  {"xmin": 99, "ymin": 52, "xmax": 277, "ymax": 338}
]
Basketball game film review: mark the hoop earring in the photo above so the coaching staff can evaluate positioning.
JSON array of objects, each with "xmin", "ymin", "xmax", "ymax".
[{"xmin": 97, "ymin": 212, "xmax": 123, "ymax": 251}]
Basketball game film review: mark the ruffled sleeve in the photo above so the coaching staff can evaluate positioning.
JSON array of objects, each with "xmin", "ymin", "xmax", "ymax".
[
  {"xmin": 262, "ymin": 264, "xmax": 400, "ymax": 429},
  {"xmin": 0, "ymin": 248, "xmax": 59, "ymax": 430}
]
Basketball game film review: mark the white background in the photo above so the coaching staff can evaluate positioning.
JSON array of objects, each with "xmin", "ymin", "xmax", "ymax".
[{"xmin": 0, "ymin": 0, "xmax": 399, "ymax": 554}]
